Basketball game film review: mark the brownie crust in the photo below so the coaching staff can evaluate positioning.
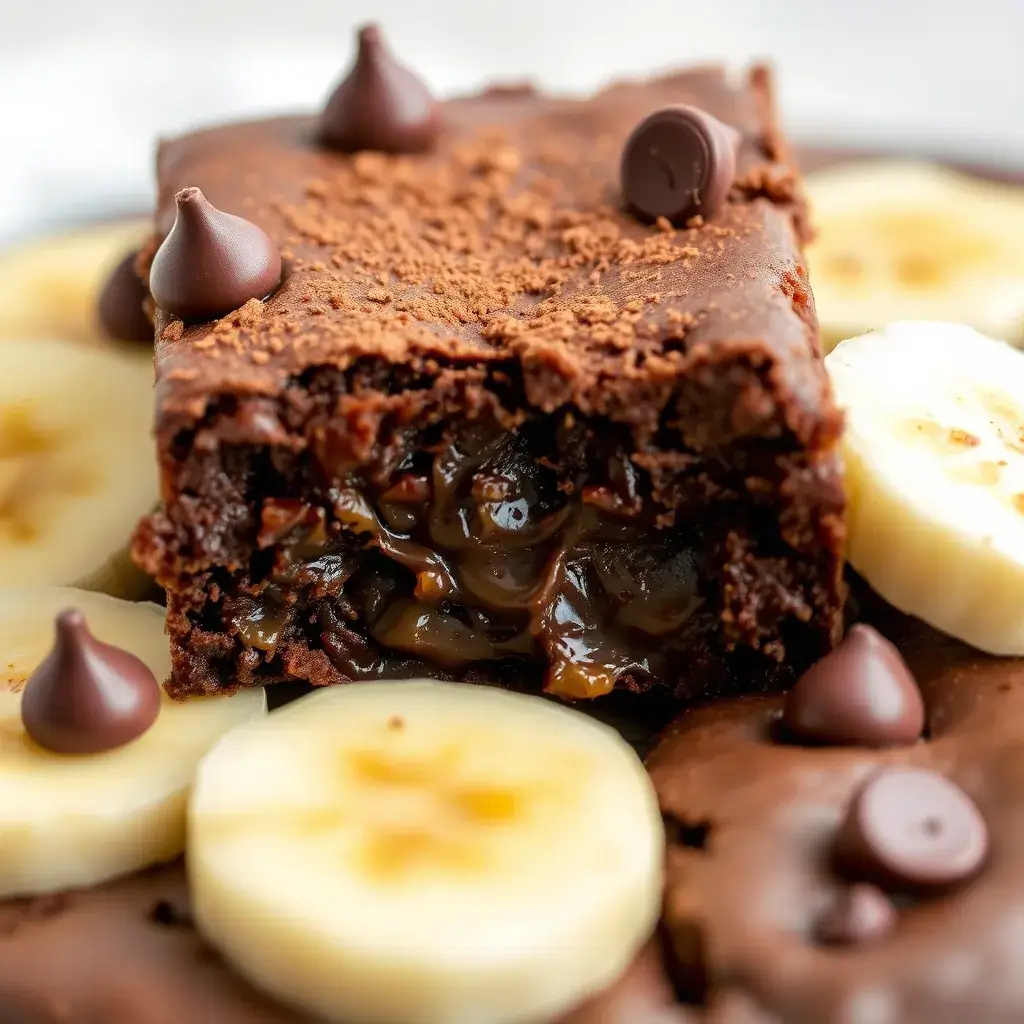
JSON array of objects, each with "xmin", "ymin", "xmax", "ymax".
[{"xmin": 134, "ymin": 66, "xmax": 844, "ymax": 700}]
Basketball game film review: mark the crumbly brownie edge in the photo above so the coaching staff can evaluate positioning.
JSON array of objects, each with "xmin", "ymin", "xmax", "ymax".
[{"xmin": 134, "ymin": 333, "xmax": 844, "ymax": 699}]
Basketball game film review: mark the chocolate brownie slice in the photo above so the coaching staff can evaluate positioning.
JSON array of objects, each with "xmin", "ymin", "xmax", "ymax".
[{"xmin": 133, "ymin": 65, "xmax": 844, "ymax": 699}]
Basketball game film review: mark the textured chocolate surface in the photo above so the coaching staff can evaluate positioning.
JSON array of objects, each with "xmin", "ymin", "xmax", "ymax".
[
  {"xmin": 0, "ymin": 862, "xmax": 306, "ymax": 1024},
  {"xmin": 649, "ymin": 591, "xmax": 1024, "ymax": 1022},
  {"xmin": 133, "ymin": 66, "xmax": 844, "ymax": 699},
  {"xmin": 0, "ymin": 860, "xmax": 676, "ymax": 1024}
]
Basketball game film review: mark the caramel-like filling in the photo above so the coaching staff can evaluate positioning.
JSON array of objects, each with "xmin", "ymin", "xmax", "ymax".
[{"xmin": 230, "ymin": 423, "xmax": 705, "ymax": 698}]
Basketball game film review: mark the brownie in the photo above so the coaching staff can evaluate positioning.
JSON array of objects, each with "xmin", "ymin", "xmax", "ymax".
[
  {"xmin": 132, "ymin": 65, "xmax": 845, "ymax": 700},
  {"xmin": 648, "ymin": 588, "xmax": 1024, "ymax": 1023},
  {"xmin": 0, "ymin": 859, "xmax": 678, "ymax": 1024},
  {"xmin": 0, "ymin": 862, "xmax": 305, "ymax": 1024}
]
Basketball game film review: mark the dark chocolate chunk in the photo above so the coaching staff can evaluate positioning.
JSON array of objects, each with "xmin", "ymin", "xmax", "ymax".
[
  {"xmin": 620, "ymin": 104, "xmax": 739, "ymax": 224},
  {"xmin": 96, "ymin": 251, "xmax": 152, "ymax": 344},
  {"xmin": 317, "ymin": 24, "xmax": 440, "ymax": 154},
  {"xmin": 817, "ymin": 884, "xmax": 897, "ymax": 945},
  {"xmin": 149, "ymin": 187, "xmax": 281, "ymax": 322},
  {"xmin": 781, "ymin": 624, "xmax": 924, "ymax": 747},
  {"xmin": 835, "ymin": 767, "xmax": 988, "ymax": 891},
  {"xmin": 21, "ymin": 609, "xmax": 161, "ymax": 755}
]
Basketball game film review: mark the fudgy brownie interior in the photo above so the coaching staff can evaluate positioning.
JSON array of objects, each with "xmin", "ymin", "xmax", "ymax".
[{"xmin": 146, "ymin": 356, "xmax": 841, "ymax": 700}]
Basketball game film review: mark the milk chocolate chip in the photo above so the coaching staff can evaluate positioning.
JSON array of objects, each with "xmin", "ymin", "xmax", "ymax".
[
  {"xmin": 21, "ymin": 609, "xmax": 161, "ymax": 755},
  {"xmin": 318, "ymin": 24, "xmax": 441, "ymax": 154},
  {"xmin": 782, "ymin": 624, "xmax": 925, "ymax": 747},
  {"xmin": 149, "ymin": 187, "xmax": 281, "ymax": 322},
  {"xmin": 96, "ymin": 251, "xmax": 152, "ymax": 344},
  {"xmin": 621, "ymin": 105, "xmax": 740, "ymax": 224},
  {"xmin": 817, "ymin": 884, "xmax": 897, "ymax": 946},
  {"xmin": 835, "ymin": 767, "xmax": 989, "ymax": 891}
]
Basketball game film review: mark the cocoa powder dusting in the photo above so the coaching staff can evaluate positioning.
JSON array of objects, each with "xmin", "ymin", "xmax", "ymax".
[{"xmin": 146, "ymin": 65, "xmax": 825, "ymax": 447}]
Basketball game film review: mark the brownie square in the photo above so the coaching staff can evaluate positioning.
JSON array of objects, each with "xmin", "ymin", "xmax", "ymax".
[{"xmin": 133, "ymin": 65, "xmax": 845, "ymax": 701}]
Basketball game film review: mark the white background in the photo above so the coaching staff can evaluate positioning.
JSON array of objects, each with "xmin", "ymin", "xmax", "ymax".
[{"xmin": 0, "ymin": 0, "xmax": 1022, "ymax": 245}]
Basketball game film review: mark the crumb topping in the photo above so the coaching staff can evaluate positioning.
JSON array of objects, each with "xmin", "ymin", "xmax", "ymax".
[{"xmin": 146, "ymin": 66, "xmax": 824, "ymax": 439}]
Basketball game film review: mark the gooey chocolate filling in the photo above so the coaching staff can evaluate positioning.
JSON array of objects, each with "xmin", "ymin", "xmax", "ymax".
[{"xmin": 224, "ymin": 420, "xmax": 709, "ymax": 698}]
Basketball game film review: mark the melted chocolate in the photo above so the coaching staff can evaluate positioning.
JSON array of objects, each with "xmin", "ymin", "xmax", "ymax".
[{"xmin": 225, "ymin": 419, "xmax": 705, "ymax": 698}]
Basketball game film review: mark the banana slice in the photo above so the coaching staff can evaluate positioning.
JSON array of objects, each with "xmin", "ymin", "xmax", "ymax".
[
  {"xmin": 0, "ymin": 219, "xmax": 149, "ymax": 344},
  {"xmin": 0, "ymin": 587, "xmax": 265, "ymax": 897},
  {"xmin": 827, "ymin": 321, "xmax": 1024, "ymax": 654},
  {"xmin": 806, "ymin": 161, "xmax": 1024, "ymax": 351},
  {"xmin": 0, "ymin": 337, "xmax": 157, "ymax": 597},
  {"xmin": 190, "ymin": 680, "xmax": 663, "ymax": 1024}
]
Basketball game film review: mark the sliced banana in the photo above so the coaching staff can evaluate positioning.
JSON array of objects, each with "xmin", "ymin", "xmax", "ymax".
[
  {"xmin": 827, "ymin": 321, "xmax": 1024, "ymax": 654},
  {"xmin": 0, "ymin": 337, "xmax": 157, "ymax": 597},
  {"xmin": 190, "ymin": 680, "xmax": 663, "ymax": 1024},
  {"xmin": 0, "ymin": 587, "xmax": 265, "ymax": 897},
  {"xmin": 806, "ymin": 161, "xmax": 1024, "ymax": 351},
  {"xmin": 0, "ymin": 219, "xmax": 149, "ymax": 345}
]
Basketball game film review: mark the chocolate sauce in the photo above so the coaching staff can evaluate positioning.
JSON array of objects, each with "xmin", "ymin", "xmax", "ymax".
[{"xmin": 227, "ymin": 419, "xmax": 705, "ymax": 698}]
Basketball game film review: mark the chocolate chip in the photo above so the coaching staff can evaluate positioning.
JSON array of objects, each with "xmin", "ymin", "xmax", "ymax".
[
  {"xmin": 817, "ymin": 884, "xmax": 897, "ymax": 945},
  {"xmin": 21, "ymin": 609, "xmax": 161, "ymax": 755},
  {"xmin": 835, "ymin": 767, "xmax": 989, "ymax": 891},
  {"xmin": 149, "ymin": 187, "xmax": 281, "ymax": 322},
  {"xmin": 96, "ymin": 250, "xmax": 152, "ymax": 344},
  {"xmin": 620, "ymin": 105, "xmax": 740, "ymax": 224},
  {"xmin": 781, "ymin": 624, "xmax": 925, "ymax": 747},
  {"xmin": 317, "ymin": 24, "xmax": 441, "ymax": 154}
]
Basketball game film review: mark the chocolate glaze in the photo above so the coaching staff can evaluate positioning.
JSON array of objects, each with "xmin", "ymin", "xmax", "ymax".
[
  {"xmin": 202, "ymin": 414, "xmax": 826, "ymax": 704},
  {"xmin": 233, "ymin": 421, "xmax": 706, "ymax": 699}
]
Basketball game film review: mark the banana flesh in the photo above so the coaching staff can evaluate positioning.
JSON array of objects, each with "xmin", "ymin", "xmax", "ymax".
[
  {"xmin": 807, "ymin": 162, "xmax": 1024, "ymax": 351},
  {"xmin": 0, "ymin": 586, "xmax": 265, "ymax": 898},
  {"xmin": 189, "ymin": 680, "xmax": 663, "ymax": 1024}
]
